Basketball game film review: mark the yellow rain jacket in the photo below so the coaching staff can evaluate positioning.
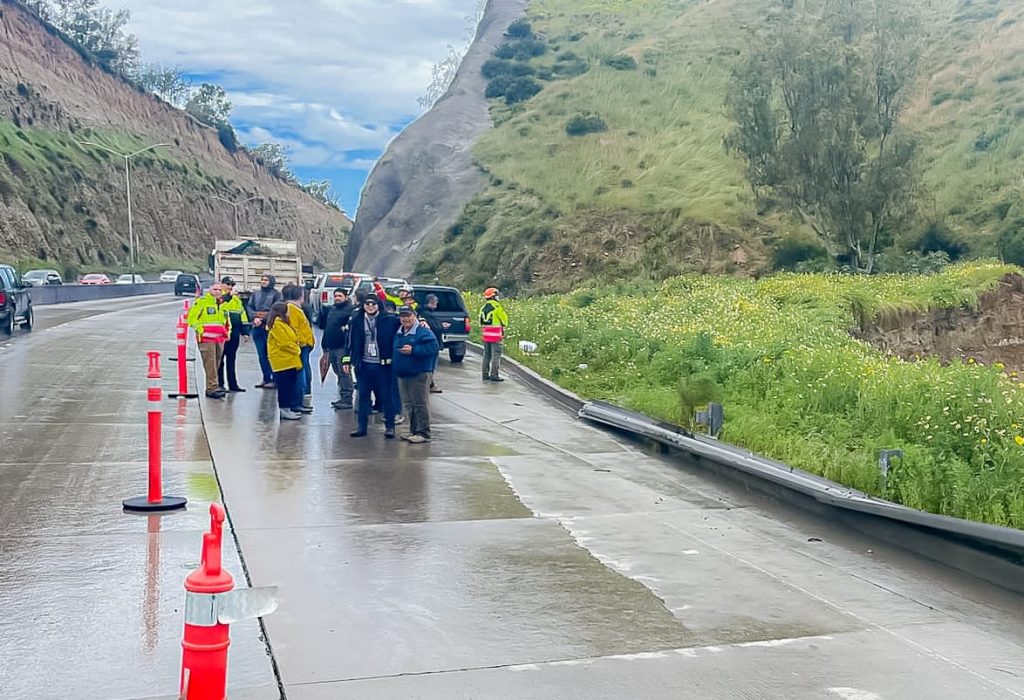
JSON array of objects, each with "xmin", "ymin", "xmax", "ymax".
[
  {"xmin": 287, "ymin": 301, "xmax": 314, "ymax": 348},
  {"xmin": 268, "ymin": 319, "xmax": 302, "ymax": 372}
]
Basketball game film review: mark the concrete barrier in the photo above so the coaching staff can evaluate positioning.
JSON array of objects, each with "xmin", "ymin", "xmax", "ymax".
[{"xmin": 28, "ymin": 282, "xmax": 176, "ymax": 306}]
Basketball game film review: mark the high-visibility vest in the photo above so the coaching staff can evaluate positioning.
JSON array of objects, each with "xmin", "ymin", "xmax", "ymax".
[
  {"xmin": 187, "ymin": 294, "xmax": 231, "ymax": 343},
  {"xmin": 479, "ymin": 300, "xmax": 508, "ymax": 343}
]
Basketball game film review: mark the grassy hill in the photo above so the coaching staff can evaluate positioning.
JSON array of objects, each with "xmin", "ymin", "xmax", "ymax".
[{"xmin": 416, "ymin": 0, "xmax": 1024, "ymax": 292}]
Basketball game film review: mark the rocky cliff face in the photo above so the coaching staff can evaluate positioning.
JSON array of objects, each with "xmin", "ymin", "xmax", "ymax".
[
  {"xmin": 0, "ymin": 0, "xmax": 351, "ymax": 272},
  {"xmin": 345, "ymin": 0, "xmax": 527, "ymax": 277}
]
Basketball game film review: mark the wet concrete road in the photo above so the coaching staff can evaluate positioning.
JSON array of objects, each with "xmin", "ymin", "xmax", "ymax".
[
  {"xmin": 3, "ymin": 301, "xmax": 1024, "ymax": 699},
  {"xmin": 0, "ymin": 297, "xmax": 277, "ymax": 700}
]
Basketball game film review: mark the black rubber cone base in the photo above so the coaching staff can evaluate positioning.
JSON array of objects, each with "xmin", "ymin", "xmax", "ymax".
[
  {"xmin": 123, "ymin": 495, "xmax": 188, "ymax": 512},
  {"xmin": 168, "ymin": 393, "xmax": 200, "ymax": 400}
]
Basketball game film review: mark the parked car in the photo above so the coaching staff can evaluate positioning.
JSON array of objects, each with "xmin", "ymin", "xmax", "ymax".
[
  {"xmin": 160, "ymin": 270, "xmax": 184, "ymax": 283},
  {"xmin": 174, "ymin": 274, "xmax": 201, "ymax": 296},
  {"xmin": 0, "ymin": 264, "xmax": 33, "ymax": 335},
  {"xmin": 80, "ymin": 273, "xmax": 112, "ymax": 285},
  {"xmin": 22, "ymin": 269, "xmax": 63, "ymax": 286},
  {"xmin": 116, "ymin": 274, "xmax": 146, "ymax": 284},
  {"xmin": 412, "ymin": 285, "xmax": 470, "ymax": 363},
  {"xmin": 311, "ymin": 271, "xmax": 369, "ymax": 328}
]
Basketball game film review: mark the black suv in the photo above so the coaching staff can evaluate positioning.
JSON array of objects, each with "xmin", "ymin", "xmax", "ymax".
[
  {"xmin": 0, "ymin": 264, "xmax": 33, "ymax": 335},
  {"xmin": 412, "ymin": 285, "xmax": 470, "ymax": 363},
  {"xmin": 174, "ymin": 274, "xmax": 201, "ymax": 297}
]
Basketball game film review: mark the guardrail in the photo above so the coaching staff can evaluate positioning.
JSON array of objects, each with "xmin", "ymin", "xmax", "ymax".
[
  {"xmin": 468, "ymin": 343, "xmax": 1024, "ymax": 594},
  {"xmin": 28, "ymin": 282, "xmax": 176, "ymax": 306}
]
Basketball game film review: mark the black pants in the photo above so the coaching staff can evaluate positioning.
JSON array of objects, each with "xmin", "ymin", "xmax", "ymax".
[
  {"xmin": 218, "ymin": 333, "xmax": 241, "ymax": 390},
  {"xmin": 357, "ymin": 362, "xmax": 394, "ymax": 431},
  {"xmin": 273, "ymin": 368, "xmax": 300, "ymax": 410}
]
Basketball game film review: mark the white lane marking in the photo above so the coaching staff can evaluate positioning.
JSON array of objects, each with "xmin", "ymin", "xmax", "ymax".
[
  {"xmin": 506, "ymin": 633, "xmax": 840, "ymax": 672},
  {"xmin": 828, "ymin": 689, "xmax": 883, "ymax": 700},
  {"xmin": 657, "ymin": 519, "xmax": 1024, "ymax": 699}
]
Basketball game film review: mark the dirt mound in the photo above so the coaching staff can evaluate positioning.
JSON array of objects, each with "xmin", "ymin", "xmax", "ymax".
[{"xmin": 858, "ymin": 274, "xmax": 1024, "ymax": 370}]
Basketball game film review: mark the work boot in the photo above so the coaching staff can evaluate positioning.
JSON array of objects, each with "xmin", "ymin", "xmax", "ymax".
[
  {"xmin": 489, "ymin": 377, "xmax": 505, "ymax": 382},
  {"xmin": 206, "ymin": 390, "xmax": 226, "ymax": 399},
  {"xmin": 280, "ymin": 409, "xmax": 302, "ymax": 421},
  {"xmin": 229, "ymin": 386, "xmax": 246, "ymax": 393},
  {"xmin": 384, "ymin": 427, "xmax": 396, "ymax": 439},
  {"xmin": 350, "ymin": 429, "xmax": 368, "ymax": 438},
  {"xmin": 302, "ymin": 394, "xmax": 313, "ymax": 409}
]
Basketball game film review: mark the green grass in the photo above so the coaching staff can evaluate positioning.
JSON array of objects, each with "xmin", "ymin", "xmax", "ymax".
[
  {"xmin": 484, "ymin": 261, "xmax": 1024, "ymax": 528},
  {"xmin": 426, "ymin": 0, "xmax": 1024, "ymax": 287}
]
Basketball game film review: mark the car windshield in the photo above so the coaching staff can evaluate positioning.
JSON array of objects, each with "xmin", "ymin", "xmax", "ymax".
[
  {"xmin": 413, "ymin": 290, "xmax": 465, "ymax": 313},
  {"xmin": 84, "ymin": 274, "xmax": 104, "ymax": 280},
  {"xmin": 24, "ymin": 271, "xmax": 47, "ymax": 279}
]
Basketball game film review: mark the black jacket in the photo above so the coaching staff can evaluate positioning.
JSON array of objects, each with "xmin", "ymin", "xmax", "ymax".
[
  {"xmin": 321, "ymin": 301, "xmax": 355, "ymax": 351},
  {"xmin": 418, "ymin": 307, "xmax": 444, "ymax": 345},
  {"xmin": 345, "ymin": 310, "xmax": 400, "ymax": 366}
]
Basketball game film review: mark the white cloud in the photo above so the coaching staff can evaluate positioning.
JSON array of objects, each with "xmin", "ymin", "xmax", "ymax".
[{"xmin": 120, "ymin": 0, "xmax": 482, "ymax": 124}]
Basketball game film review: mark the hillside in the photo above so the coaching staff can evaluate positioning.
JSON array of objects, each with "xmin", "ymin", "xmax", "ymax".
[
  {"xmin": 0, "ymin": 0, "xmax": 351, "ymax": 275},
  {"xmin": 352, "ymin": 0, "xmax": 1024, "ymax": 292}
]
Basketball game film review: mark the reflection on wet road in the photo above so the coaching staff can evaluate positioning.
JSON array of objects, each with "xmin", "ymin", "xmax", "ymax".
[{"xmin": 2, "ymin": 300, "xmax": 1024, "ymax": 699}]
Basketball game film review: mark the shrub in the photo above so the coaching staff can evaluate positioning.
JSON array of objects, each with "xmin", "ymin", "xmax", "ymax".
[
  {"xmin": 217, "ymin": 123, "xmax": 239, "ymax": 152},
  {"xmin": 506, "ymin": 19, "xmax": 533, "ymax": 38},
  {"xmin": 482, "ymin": 59, "xmax": 535, "ymax": 80},
  {"xmin": 556, "ymin": 51, "xmax": 579, "ymax": 62},
  {"xmin": 485, "ymin": 76, "xmax": 513, "ymax": 99},
  {"xmin": 931, "ymin": 90, "xmax": 954, "ymax": 106},
  {"xmin": 565, "ymin": 113, "xmax": 608, "ymax": 136},
  {"xmin": 772, "ymin": 236, "xmax": 829, "ymax": 270},
  {"xmin": 504, "ymin": 77, "xmax": 542, "ymax": 104},
  {"xmin": 495, "ymin": 38, "xmax": 547, "ymax": 61},
  {"xmin": 914, "ymin": 221, "xmax": 968, "ymax": 260},
  {"xmin": 603, "ymin": 54, "xmax": 638, "ymax": 71},
  {"xmin": 553, "ymin": 60, "xmax": 589, "ymax": 78}
]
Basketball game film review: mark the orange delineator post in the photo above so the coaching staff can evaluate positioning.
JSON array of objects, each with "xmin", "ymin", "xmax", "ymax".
[
  {"xmin": 180, "ymin": 504, "xmax": 233, "ymax": 700},
  {"xmin": 123, "ymin": 352, "xmax": 187, "ymax": 512},
  {"xmin": 170, "ymin": 320, "xmax": 199, "ymax": 400}
]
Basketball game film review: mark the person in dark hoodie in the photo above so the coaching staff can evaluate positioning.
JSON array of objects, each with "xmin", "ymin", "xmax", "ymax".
[
  {"xmin": 247, "ymin": 274, "xmax": 283, "ymax": 388},
  {"xmin": 322, "ymin": 287, "xmax": 355, "ymax": 410},
  {"xmin": 344, "ymin": 295, "xmax": 400, "ymax": 439}
]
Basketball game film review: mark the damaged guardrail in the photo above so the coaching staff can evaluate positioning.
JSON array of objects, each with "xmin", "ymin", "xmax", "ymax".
[{"xmin": 578, "ymin": 400, "xmax": 1024, "ymax": 592}]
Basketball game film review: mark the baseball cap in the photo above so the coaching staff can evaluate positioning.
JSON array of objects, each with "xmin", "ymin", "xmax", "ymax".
[{"xmin": 397, "ymin": 305, "xmax": 417, "ymax": 315}]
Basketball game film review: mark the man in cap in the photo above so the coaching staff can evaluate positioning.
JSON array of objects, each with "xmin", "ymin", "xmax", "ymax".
[
  {"xmin": 218, "ymin": 276, "xmax": 249, "ymax": 393},
  {"xmin": 392, "ymin": 305, "xmax": 439, "ymax": 443},
  {"xmin": 321, "ymin": 287, "xmax": 355, "ymax": 410}
]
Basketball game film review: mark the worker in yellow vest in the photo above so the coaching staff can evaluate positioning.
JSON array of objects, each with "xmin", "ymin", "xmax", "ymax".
[
  {"xmin": 479, "ymin": 287, "xmax": 509, "ymax": 382},
  {"xmin": 187, "ymin": 282, "xmax": 231, "ymax": 399}
]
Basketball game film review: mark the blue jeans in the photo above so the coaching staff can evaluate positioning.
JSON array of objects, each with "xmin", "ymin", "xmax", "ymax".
[
  {"xmin": 357, "ymin": 362, "xmax": 394, "ymax": 431},
  {"xmin": 273, "ymin": 368, "xmax": 299, "ymax": 410},
  {"xmin": 252, "ymin": 326, "xmax": 273, "ymax": 384},
  {"xmin": 299, "ymin": 346, "xmax": 312, "ymax": 396}
]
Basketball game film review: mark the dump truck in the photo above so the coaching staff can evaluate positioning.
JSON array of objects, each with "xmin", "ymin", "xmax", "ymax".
[{"xmin": 210, "ymin": 239, "xmax": 303, "ymax": 299}]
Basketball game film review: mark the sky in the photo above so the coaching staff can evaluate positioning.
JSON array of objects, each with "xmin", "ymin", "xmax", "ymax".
[{"xmin": 117, "ymin": 0, "xmax": 483, "ymax": 217}]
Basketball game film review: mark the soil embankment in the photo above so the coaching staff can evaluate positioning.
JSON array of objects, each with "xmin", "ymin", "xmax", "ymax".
[{"xmin": 859, "ymin": 274, "xmax": 1024, "ymax": 370}]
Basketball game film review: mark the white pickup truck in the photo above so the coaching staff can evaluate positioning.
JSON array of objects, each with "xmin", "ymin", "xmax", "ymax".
[{"xmin": 211, "ymin": 239, "xmax": 303, "ymax": 300}]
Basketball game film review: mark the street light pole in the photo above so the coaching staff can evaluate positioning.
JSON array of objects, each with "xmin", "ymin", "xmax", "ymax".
[
  {"xmin": 212, "ymin": 196, "xmax": 262, "ymax": 237},
  {"xmin": 77, "ymin": 141, "xmax": 170, "ymax": 276}
]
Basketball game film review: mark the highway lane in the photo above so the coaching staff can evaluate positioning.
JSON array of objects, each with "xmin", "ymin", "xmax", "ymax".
[{"xmin": 2, "ymin": 299, "xmax": 1023, "ymax": 699}]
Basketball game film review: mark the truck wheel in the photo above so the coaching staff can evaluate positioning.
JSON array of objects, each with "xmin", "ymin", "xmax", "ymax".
[
  {"xmin": 20, "ymin": 305, "xmax": 32, "ymax": 331},
  {"xmin": 449, "ymin": 345, "xmax": 466, "ymax": 363},
  {"xmin": 2, "ymin": 312, "xmax": 12, "ymax": 336}
]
